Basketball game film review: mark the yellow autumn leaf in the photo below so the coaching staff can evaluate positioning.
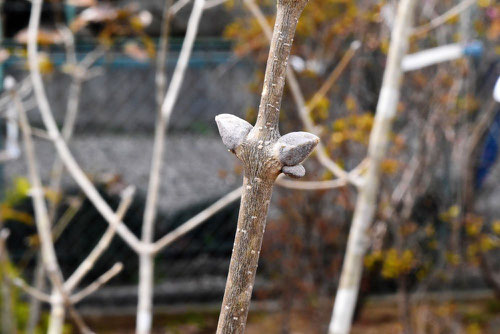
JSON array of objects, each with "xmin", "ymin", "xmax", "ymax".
[
  {"xmin": 492, "ymin": 220, "xmax": 500, "ymax": 235},
  {"xmin": 478, "ymin": 0, "xmax": 492, "ymax": 7},
  {"xmin": 440, "ymin": 205, "xmax": 460, "ymax": 222},
  {"xmin": 381, "ymin": 159, "xmax": 399, "ymax": 175},
  {"xmin": 345, "ymin": 95, "xmax": 357, "ymax": 111},
  {"xmin": 480, "ymin": 235, "xmax": 497, "ymax": 251},
  {"xmin": 330, "ymin": 132, "xmax": 344, "ymax": 145},
  {"xmin": 0, "ymin": 205, "xmax": 33, "ymax": 225},
  {"xmin": 445, "ymin": 252, "xmax": 460, "ymax": 266}
]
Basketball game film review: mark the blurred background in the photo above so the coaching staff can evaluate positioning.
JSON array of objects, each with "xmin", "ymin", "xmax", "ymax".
[{"xmin": 0, "ymin": 0, "xmax": 498, "ymax": 333}]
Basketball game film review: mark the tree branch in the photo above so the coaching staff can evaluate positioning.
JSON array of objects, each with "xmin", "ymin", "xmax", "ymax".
[
  {"xmin": 411, "ymin": 0, "xmax": 476, "ymax": 37},
  {"xmin": 153, "ymin": 186, "xmax": 242, "ymax": 253},
  {"xmin": 215, "ymin": 1, "xmax": 314, "ymax": 333},
  {"xmin": 64, "ymin": 186, "xmax": 135, "ymax": 292},
  {"xmin": 26, "ymin": 2, "xmax": 143, "ymax": 253},
  {"xmin": 70, "ymin": 263, "xmax": 124, "ymax": 304},
  {"xmin": 276, "ymin": 175, "xmax": 348, "ymax": 190},
  {"xmin": 244, "ymin": 0, "xmax": 361, "ymax": 185},
  {"xmin": 328, "ymin": 1, "xmax": 417, "ymax": 333},
  {"xmin": 11, "ymin": 72, "xmax": 92, "ymax": 333}
]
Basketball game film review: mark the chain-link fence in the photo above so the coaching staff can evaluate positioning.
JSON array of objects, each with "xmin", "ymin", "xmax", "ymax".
[{"xmin": 1, "ymin": 40, "xmax": 271, "ymax": 311}]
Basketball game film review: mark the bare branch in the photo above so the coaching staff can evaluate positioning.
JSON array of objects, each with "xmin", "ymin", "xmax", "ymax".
[
  {"xmin": 276, "ymin": 175, "xmax": 348, "ymax": 190},
  {"xmin": 204, "ymin": 0, "xmax": 227, "ymax": 10},
  {"xmin": 0, "ymin": 228, "xmax": 17, "ymax": 334},
  {"xmin": 13, "ymin": 70, "xmax": 92, "ymax": 333},
  {"xmin": 142, "ymin": 0, "xmax": 206, "ymax": 249},
  {"xmin": 215, "ymin": 1, "xmax": 313, "ymax": 332},
  {"xmin": 153, "ymin": 186, "xmax": 242, "ymax": 253},
  {"xmin": 26, "ymin": 8, "xmax": 143, "ymax": 252},
  {"xmin": 170, "ymin": 0, "xmax": 191, "ymax": 16},
  {"xmin": 307, "ymin": 41, "xmax": 360, "ymax": 110},
  {"xmin": 137, "ymin": 1, "xmax": 207, "ymax": 332},
  {"xmin": 328, "ymin": 1, "xmax": 417, "ymax": 333},
  {"xmin": 244, "ymin": 0, "xmax": 359, "ymax": 184},
  {"xmin": 156, "ymin": 0, "xmax": 173, "ymax": 112},
  {"xmin": 10, "ymin": 277, "xmax": 52, "ymax": 303},
  {"xmin": 412, "ymin": 0, "xmax": 476, "ymax": 37},
  {"xmin": 64, "ymin": 186, "xmax": 135, "ymax": 291},
  {"xmin": 70, "ymin": 263, "xmax": 123, "ymax": 304}
]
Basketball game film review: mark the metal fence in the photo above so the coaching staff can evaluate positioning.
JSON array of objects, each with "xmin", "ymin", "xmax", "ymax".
[{"xmin": 0, "ymin": 39, "xmax": 266, "ymax": 309}]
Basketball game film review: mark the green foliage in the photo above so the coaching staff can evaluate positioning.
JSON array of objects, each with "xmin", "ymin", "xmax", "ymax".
[{"xmin": 4, "ymin": 177, "xmax": 30, "ymax": 207}]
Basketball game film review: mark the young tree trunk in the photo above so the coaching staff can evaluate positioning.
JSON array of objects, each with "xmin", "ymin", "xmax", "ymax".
[
  {"xmin": 0, "ymin": 234, "xmax": 14, "ymax": 334},
  {"xmin": 328, "ymin": 1, "xmax": 417, "ymax": 333},
  {"xmin": 27, "ymin": 257, "xmax": 45, "ymax": 334},
  {"xmin": 47, "ymin": 292, "xmax": 65, "ymax": 334},
  {"xmin": 215, "ymin": 1, "xmax": 317, "ymax": 333},
  {"xmin": 136, "ymin": 0, "xmax": 206, "ymax": 333}
]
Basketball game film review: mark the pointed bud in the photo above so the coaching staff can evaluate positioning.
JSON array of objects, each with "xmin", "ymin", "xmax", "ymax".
[
  {"xmin": 215, "ymin": 114, "xmax": 253, "ymax": 151},
  {"xmin": 282, "ymin": 165, "xmax": 305, "ymax": 178},
  {"xmin": 276, "ymin": 132, "xmax": 319, "ymax": 166}
]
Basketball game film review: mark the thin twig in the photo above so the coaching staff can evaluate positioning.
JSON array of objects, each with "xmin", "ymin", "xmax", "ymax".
[
  {"xmin": 137, "ymin": 1, "xmax": 207, "ymax": 333},
  {"xmin": 0, "ymin": 228, "xmax": 15, "ymax": 334},
  {"xmin": 12, "ymin": 76, "xmax": 92, "ymax": 333},
  {"xmin": 143, "ymin": 0, "xmax": 206, "ymax": 251},
  {"xmin": 70, "ymin": 263, "xmax": 123, "ymax": 304},
  {"xmin": 307, "ymin": 41, "xmax": 360, "ymax": 110},
  {"xmin": 276, "ymin": 176, "xmax": 348, "ymax": 190},
  {"xmin": 27, "ymin": 0, "xmax": 143, "ymax": 253},
  {"xmin": 153, "ymin": 186, "xmax": 242, "ymax": 253},
  {"xmin": 215, "ymin": 1, "xmax": 314, "ymax": 332},
  {"xmin": 26, "ymin": 26, "xmax": 143, "ymax": 252},
  {"xmin": 170, "ymin": 0, "xmax": 191, "ymax": 16},
  {"xmin": 155, "ymin": 0, "xmax": 173, "ymax": 111},
  {"xmin": 411, "ymin": 0, "xmax": 476, "ymax": 37},
  {"xmin": 204, "ymin": 0, "xmax": 227, "ymax": 9},
  {"xmin": 64, "ymin": 186, "xmax": 135, "ymax": 291},
  {"xmin": 9, "ymin": 277, "xmax": 53, "ymax": 303}
]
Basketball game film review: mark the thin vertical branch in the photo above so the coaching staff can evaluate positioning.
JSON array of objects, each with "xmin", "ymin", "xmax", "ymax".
[
  {"xmin": 13, "ymin": 84, "xmax": 91, "ymax": 333},
  {"xmin": 0, "ymin": 229, "xmax": 15, "ymax": 334},
  {"xmin": 26, "ymin": 0, "xmax": 143, "ymax": 252},
  {"xmin": 155, "ymin": 0, "xmax": 173, "ymax": 111},
  {"xmin": 215, "ymin": 1, "xmax": 315, "ymax": 333},
  {"xmin": 328, "ymin": 1, "xmax": 417, "ymax": 333},
  {"xmin": 244, "ymin": 0, "xmax": 361, "ymax": 185},
  {"xmin": 137, "ymin": 0, "xmax": 206, "ymax": 332}
]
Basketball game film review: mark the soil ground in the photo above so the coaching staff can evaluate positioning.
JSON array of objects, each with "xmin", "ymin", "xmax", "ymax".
[{"xmin": 82, "ymin": 295, "xmax": 500, "ymax": 333}]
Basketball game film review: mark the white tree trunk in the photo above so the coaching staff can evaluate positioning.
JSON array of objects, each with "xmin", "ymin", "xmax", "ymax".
[
  {"xmin": 328, "ymin": 0, "xmax": 417, "ymax": 333},
  {"xmin": 136, "ymin": 253, "xmax": 154, "ymax": 334},
  {"xmin": 136, "ymin": 0, "xmax": 206, "ymax": 333},
  {"xmin": 47, "ymin": 292, "xmax": 65, "ymax": 334}
]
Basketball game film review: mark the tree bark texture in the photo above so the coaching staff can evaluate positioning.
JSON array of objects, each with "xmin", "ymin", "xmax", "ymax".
[{"xmin": 215, "ymin": 1, "xmax": 316, "ymax": 333}]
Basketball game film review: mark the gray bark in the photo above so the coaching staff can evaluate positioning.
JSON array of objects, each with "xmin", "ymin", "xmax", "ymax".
[{"xmin": 215, "ymin": 1, "xmax": 316, "ymax": 333}]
